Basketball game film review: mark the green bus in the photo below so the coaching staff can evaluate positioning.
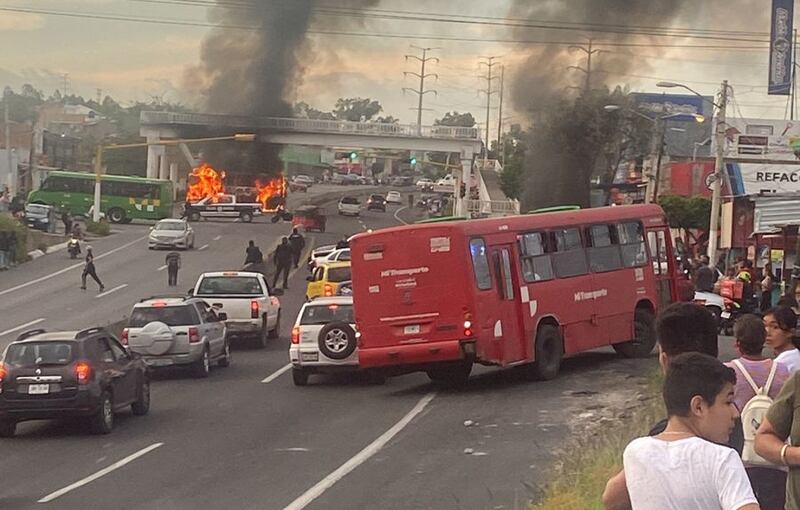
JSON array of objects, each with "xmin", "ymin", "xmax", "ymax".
[{"xmin": 28, "ymin": 171, "xmax": 174, "ymax": 223}]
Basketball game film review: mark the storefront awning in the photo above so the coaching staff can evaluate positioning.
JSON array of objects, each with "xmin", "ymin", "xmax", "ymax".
[{"xmin": 754, "ymin": 196, "xmax": 800, "ymax": 233}]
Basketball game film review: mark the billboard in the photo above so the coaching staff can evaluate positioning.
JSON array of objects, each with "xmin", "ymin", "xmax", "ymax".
[
  {"xmin": 719, "ymin": 118, "xmax": 800, "ymax": 161},
  {"xmin": 769, "ymin": 0, "xmax": 794, "ymax": 95},
  {"xmin": 630, "ymin": 92, "xmax": 712, "ymax": 122},
  {"xmin": 727, "ymin": 162, "xmax": 800, "ymax": 195}
]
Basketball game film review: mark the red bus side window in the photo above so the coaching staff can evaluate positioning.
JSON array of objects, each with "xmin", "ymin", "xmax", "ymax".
[
  {"xmin": 518, "ymin": 232, "xmax": 554, "ymax": 282},
  {"xmin": 469, "ymin": 238, "xmax": 492, "ymax": 290},
  {"xmin": 552, "ymin": 228, "xmax": 588, "ymax": 278},
  {"xmin": 618, "ymin": 222, "xmax": 648, "ymax": 268},
  {"xmin": 587, "ymin": 224, "xmax": 622, "ymax": 272},
  {"xmin": 647, "ymin": 230, "xmax": 668, "ymax": 275}
]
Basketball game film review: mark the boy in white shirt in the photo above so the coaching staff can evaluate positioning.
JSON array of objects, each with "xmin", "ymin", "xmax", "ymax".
[{"xmin": 623, "ymin": 352, "xmax": 759, "ymax": 510}]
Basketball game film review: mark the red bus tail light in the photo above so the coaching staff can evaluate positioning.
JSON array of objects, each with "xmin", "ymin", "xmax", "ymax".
[
  {"xmin": 75, "ymin": 362, "xmax": 92, "ymax": 384},
  {"xmin": 251, "ymin": 300, "xmax": 260, "ymax": 319},
  {"xmin": 324, "ymin": 284, "xmax": 333, "ymax": 297},
  {"xmin": 291, "ymin": 326, "xmax": 300, "ymax": 344},
  {"xmin": 120, "ymin": 328, "xmax": 129, "ymax": 346},
  {"xmin": 463, "ymin": 320, "xmax": 473, "ymax": 337},
  {"xmin": 189, "ymin": 327, "xmax": 201, "ymax": 343}
]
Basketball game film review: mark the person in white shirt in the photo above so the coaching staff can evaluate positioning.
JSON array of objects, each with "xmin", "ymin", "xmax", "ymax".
[
  {"xmin": 622, "ymin": 353, "xmax": 759, "ymax": 510},
  {"xmin": 765, "ymin": 307, "xmax": 800, "ymax": 373}
]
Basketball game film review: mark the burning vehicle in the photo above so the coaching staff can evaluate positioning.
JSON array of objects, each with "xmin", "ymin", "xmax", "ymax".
[{"xmin": 185, "ymin": 163, "xmax": 287, "ymax": 212}]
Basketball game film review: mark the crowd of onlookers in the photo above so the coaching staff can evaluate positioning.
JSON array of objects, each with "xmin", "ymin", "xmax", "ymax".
[{"xmin": 602, "ymin": 299, "xmax": 800, "ymax": 510}]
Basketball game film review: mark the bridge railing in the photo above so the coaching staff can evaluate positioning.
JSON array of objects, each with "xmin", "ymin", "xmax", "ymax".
[
  {"xmin": 140, "ymin": 111, "xmax": 480, "ymax": 140},
  {"xmin": 466, "ymin": 199, "xmax": 520, "ymax": 216}
]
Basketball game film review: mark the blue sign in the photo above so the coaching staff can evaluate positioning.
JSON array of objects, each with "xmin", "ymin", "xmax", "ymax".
[
  {"xmin": 769, "ymin": 0, "xmax": 794, "ymax": 95},
  {"xmin": 630, "ymin": 93, "xmax": 712, "ymax": 122}
]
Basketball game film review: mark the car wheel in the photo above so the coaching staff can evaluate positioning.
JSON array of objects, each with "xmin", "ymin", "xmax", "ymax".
[
  {"xmin": 255, "ymin": 318, "xmax": 269, "ymax": 349},
  {"xmin": 268, "ymin": 312, "xmax": 280, "ymax": 339},
  {"xmin": 189, "ymin": 211, "xmax": 201, "ymax": 222},
  {"xmin": 612, "ymin": 309, "xmax": 657, "ymax": 359},
  {"xmin": 525, "ymin": 324, "xmax": 564, "ymax": 381},
  {"xmin": 193, "ymin": 347, "xmax": 211, "ymax": 378},
  {"xmin": 90, "ymin": 391, "xmax": 114, "ymax": 435},
  {"xmin": 426, "ymin": 361, "xmax": 472, "ymax": 386},
  {"xmin": 317, "ymin": 322, "xmax": 357, "ymax": 360},
  {"xmin": 218, "ymin": 341, "xmax": 231, "ymax": 367},
  {"xmin": 240, "ymin": 212, "xmax": 253, "ymax": 223},
  {"xmin": 0, "ymin": 420, "xmax": 16, "ymax": 438},
  {"xmin": 131, "ymin": 376, "xmax": 151, "ymax": 416},
  {"xmin": 292, "ymin": 368, "xmax": 309, "ymax": 386}
]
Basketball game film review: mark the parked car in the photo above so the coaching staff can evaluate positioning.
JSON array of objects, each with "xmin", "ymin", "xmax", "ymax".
[
  {"xmin": 289, "ymin": 296, "xmax": 359, "ymax": 386},
  {"xmin": 386, "ymin": 191, "xmax": 402, "ymax": 204},
  {"xmin": 306, "ymin": 261, "xmax": 352, "ymax": 300},
  {"xmin": 24, "ymin": 204, "xmax": 57, "ymax": 233},
  {"xmin": 338, "ymin": 196, "xmax": 361, "ymax": 216},
  {"xmin": 148, "ymin": 219, "xmax": 195, "ymax": 250},
  {"xmin": 366, "ymin": 194, "xmax": 387, "ymax": 212},
  {"xmin": 124, "ymin": 296, "xmax": 229, "ymax": 377},
  {"xmin": 342, "ymin": 174, "xmax": 365, "ymax": 185},
  {"xmin": 307, "ymin": 244, "xmax": 337, "ymax": 270},
  {"xmin": 292, "ymin": 175, "xmax": 314, "ymax": 187},
  {"xmin": 0, "ymin": 327, "xmax": 150, "ymax": 437},
  {"xmin": 308, "ymin": 248, "xmax": 351, "ymax": 272}
]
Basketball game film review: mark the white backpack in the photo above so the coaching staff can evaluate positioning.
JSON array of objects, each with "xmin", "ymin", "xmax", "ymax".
[{"xmin": 732, "ymin": 359, "xmax": 779, "ymax": 467}]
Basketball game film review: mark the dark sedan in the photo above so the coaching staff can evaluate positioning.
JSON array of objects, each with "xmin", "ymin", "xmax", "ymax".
[{"xmin": 366, "ymin": 194, "xmax": 387, "ymax": 212}]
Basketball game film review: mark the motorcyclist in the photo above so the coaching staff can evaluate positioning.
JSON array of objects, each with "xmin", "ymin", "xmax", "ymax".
[
  {"xmin": 737, "ymin": 270, "xmax": 758, "ymax": 314},
  {"xmin": 67, "ymin": 234, "xmax": 81, "ymax": 259}
]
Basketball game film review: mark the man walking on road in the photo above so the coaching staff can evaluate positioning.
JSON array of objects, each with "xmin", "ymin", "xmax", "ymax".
[
  {"xmin": 80, "ymin": 247, "xmax": 104, "ymax": 291},
  {"xmin": 244, "ymin": 240, "xmax": 263, "ymax": 265},
  {"xmin": 272, "ymin": 237, "xmax": 293, "ymax": 290},
  {"xmin": 288, "ymin": 227, "xmax": 305, "ymax": 269},
  {"xmin": 165, "ymin": 251, "xmax": 181, "ymax": 287}
]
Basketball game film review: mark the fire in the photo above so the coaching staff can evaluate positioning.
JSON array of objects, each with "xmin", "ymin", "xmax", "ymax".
[
  {"xmin": 187, "ymin": 163, "xmax": 225, "ymax": 202},
  {"xmin": 255, "ymin": 177, "xmax": 287, "ymax": 212}
]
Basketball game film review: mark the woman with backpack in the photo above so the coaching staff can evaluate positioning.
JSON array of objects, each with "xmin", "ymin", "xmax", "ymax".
[{"xmin": 726, "ymin": 314, "xmax": 791, "ymax": 510}]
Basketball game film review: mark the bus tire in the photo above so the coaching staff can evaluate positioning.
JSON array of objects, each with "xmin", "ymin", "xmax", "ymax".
[
  {"xmin": 613, "ymin": 309, "xmax": 656, "ymax": 359},
  {"xmin": 527, "ymin": 324, "xmax": 563, "ymax": 381},
  {"xmin": 426, "ymin": 361, "xmax": 472, "ymax": 386},
  {"xmin": 107, "ymin": 208, "xmax": 125, "ymax": 224},
  {"xmin": 240, "ymin": 211, "xmax": 253, "ymax": 223}
]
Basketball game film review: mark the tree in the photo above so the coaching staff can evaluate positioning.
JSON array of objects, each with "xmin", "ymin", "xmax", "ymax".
[
  {"xmin": 425, "ymin": 112, "xmax": 478, "ymax": 177},
  {"xmin": 658, "ymin": 194, "xmax": 711, "ymax": 252},
  {"xmin": 332, "ymin": 97, "xmax": 383, "ymax": 122},
  {"xmin": 0, "ymin": 84, "xmax": 45, "ymax": 123},
  {"xmin": 435, "ymin": 111, "xmax": 476, "ymax": 127},
  {"xmin": 293, "ymin": 101, "xmax": 335, "ymax": 120},
  {"xmin": 376, "ymin": 115, "xmax": 399, "ymax": 124},
  {"xmin": 497, "ymin": 124, "xmax": 528, "ymax": 200}
]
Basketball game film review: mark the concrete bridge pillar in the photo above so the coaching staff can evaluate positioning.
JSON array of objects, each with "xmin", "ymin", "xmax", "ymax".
[
  {"xmin": 457, "ymin": 156, "xmax": 472, "ymax": 217},
  {"xmin": 159, "ymin": 150, "xmax": 169, "ymax": 180},
  {"xmin": 146, "ymin": 134, "xmax": 162, "ymax": 179}
]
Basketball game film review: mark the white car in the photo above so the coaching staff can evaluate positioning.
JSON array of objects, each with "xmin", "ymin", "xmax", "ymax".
[
  {"xmin": 338, "ymin": 196, "xmax": 361, "ymax": 216},
  {"xmin": 415, "ymin": 178, "xmax": 434, "ymax": 190},
  {"xmin": 307, "ymin": 248, "xmax": 351, "ymax": 272},
  {"xmin": 289, "ymin": 296, "xmax": 359, "ymax": 385},
  {"xmin": 386, "ymin": 191, "xmax": 402, "ymax": 204},
  {"xmin": 292, "ymin": 175, "xmax": 314, "ymax": 186},
  {"xmin": 148, "ymin": 219, "xmax": 195, "ymax": 250}
]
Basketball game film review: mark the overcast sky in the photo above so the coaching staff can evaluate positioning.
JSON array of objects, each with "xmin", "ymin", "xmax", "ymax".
[{"xmin": 0, "ymin": 0, "xmax": 792, "ymax": 131}]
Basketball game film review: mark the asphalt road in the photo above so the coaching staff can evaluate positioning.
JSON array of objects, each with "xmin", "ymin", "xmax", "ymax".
[{"xmin": 0, "ymin": 186, "xmax": 737, "ymax": 510}]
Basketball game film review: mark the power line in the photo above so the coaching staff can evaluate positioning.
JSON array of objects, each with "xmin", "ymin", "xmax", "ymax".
[
  {"xmin": 478, "ymin": 56, "xmax": 501, "ymax": 157},
  {"xmin": 403, "ymin": 46, "xmax": 439, "ymax": 135}
]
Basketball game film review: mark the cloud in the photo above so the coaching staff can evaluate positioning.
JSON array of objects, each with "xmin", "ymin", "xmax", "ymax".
[{"xmin": 0, "ymin": 12, "xmax": 44, "ymax": 31}]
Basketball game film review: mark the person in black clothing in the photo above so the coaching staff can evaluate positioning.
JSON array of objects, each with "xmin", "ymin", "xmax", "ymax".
[
  {"xmin": 272, "ymin": 237, "xmax": 293, "ymax": 289},
  {"xmin": 244, "ymin": 240, "xmax": 263, "ymax": 265},
  {"xmin": 693, "ymin": 254, "xmax": 716, "ymax": 292},
  {"xmin": 165, "ymin": 251, "xmax": 181, "ymax": 287},
  {"xmin": 335, "ymin": 237, "xmax": 349, "ymax": 250},
  {"xmin": 80, "ymin": 247, "xmax": 104, "ymax": 291},
  {"xmin": 288, "ymin": 228, "xmax": 305, "ymax": 269},
  {"xmin": 61, "ymin": 210, "xmax": 72, "ymax": 235}
]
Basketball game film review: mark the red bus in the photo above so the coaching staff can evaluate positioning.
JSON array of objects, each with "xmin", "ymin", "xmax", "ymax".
[{"xmin": 349, "ymin": 204, "xmax": 692, "ymax": 383}]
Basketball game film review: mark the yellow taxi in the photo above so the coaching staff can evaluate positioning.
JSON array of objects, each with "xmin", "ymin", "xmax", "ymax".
[{"xmin": 306, "ymin": 261, "xmax": 352, "ymax": 301}]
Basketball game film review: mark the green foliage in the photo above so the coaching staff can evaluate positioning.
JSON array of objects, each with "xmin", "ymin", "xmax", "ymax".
[
  {"xmin": 0, "ymin": 213, "xmax": 29, "ymax": 263},
  {"xmin": 434, "ymin": 111, "xmax": 476, "ymax": 127},
  {"xmin": 87, "ymin": 219, "xmax": 111, "ymax": 236},
  {"xmin": 498, "ymin": 124, "xmax": 528, "ymax": 200},
  {"xmin": 658, "ymin": 195, "xmax": 712, "ymax": 231},
  {"xmin": 332, "ymin": 97, "xmax": 383, "ymax": 122}
]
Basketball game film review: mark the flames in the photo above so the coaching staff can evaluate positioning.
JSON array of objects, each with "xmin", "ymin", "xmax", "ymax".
[
  {"xmin": 187, "ymin": 163, "xmax": 225, "ymax": 202},
  {"xmin": 256, "ymin": 177, "xmax": 287, "ymax": 212}
]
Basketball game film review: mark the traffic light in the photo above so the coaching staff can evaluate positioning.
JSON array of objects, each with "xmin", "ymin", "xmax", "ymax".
[
  {"xmin": 349, "ymin": 151, "xmax": 358, "ymax": 161},
  {"xmin": 459, "ymin": 182, "xmax": 466, "ymax": 198},
  {"xmin": 409, "ymin": 156, "xmax": 417, "ymax": 165}
]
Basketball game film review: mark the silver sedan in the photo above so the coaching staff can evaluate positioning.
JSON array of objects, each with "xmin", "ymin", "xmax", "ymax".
[{"xmin": 148, "ymin": 219, "xmax": 195, "ymax": 250}]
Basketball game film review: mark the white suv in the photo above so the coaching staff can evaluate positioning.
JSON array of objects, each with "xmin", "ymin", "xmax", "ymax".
[
  {"xmin": 338, "ymin": 196, "xmax": 361, "ymax": 216},
  {"xmin": 289, "ymin": 296, "xmax": 358, "ymax": 386}
]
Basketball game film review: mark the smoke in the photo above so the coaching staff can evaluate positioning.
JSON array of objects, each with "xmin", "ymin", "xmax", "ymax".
[{"xmin": 185, "ymin": 0, "xmax": 379, "ymax": 175}]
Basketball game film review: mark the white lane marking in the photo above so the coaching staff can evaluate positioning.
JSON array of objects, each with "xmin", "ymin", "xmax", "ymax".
[
  {"xmin": 213, "ymin": 235, "xmax": 222, "ymax": 241},
  {"xmin": 283, "ymin": 392, "xmax": 437, "ymax": 510},
  {"xmin": 0, "ymin": 236, "xmax": 147, "ymax": 298},
  {"xmin": 198, "ymin": 244, "xmax": 209, "ymax": 251},
  {"xmin": 0, "ymin": 318, "xmax": 45, "ymax": 337},
  {"xmin": 157, "ymin": 264, "xmax": 167, "ymax": 272},
  {"xmin": 95, "ymin": 284, "xmax": 128, "ymax": 299},
  {"xmin": 261, "ymin": 363, "xmax": 292, "ymax": 384},
  {"xmin": 393, "ymin": 206, "xmax": 409, "ymax": 225},
  {"xmin": 38, "ymin": 443, "xmax": 164, "ymax": 503}
]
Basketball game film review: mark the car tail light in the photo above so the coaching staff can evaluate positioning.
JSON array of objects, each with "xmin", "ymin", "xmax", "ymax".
[
  {"xmin": 324, "ymin": 284, "xmax": 333, "ymax": 297},
  {"xmin": 189, "ymin": 327, "xmax": 200, "ymax": 344},
  {"xmin": 463, "ymin": 320, "xmax": 473, "ymax": 337},
  {"xmin": 121, "ymin": 328, "xmax": 129, "ymax": 346},
  {"xmin": 75, "ymin": 362, "xmax": 92, "ymax": 384},
  {"xmin": 291, "ymin": 326, "xmax": 300, "ymax": 344},
  {"xmin": 0, "ymin": 364, "xmax": 7, "ymax": 393},
  {"xmin": 251, "ymin": 300, "xmax": 260, "ymax": 319}
]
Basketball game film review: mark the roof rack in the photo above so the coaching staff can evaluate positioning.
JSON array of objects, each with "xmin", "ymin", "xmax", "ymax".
[
  {"xmin": 16, "ymin": 328, "xmax": 47, "ymax": 342},
  {"xmin": 138, "ymin": 295, "xmax": 187, "ymax": 303},
  {"xmin": 75, "ymin": 327, "xmax": 107, "ymax": 339}
]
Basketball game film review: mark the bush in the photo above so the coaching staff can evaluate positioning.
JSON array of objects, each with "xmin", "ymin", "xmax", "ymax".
[
  {"xmin": 0, "ymin": 212, "xmax": 30, "ymax": 264},
  {"xmin": 87, "ymin": 218, "xmax": 111, "ymax": 236}
]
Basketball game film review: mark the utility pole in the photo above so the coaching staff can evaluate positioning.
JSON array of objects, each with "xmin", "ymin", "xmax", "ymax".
[
  {"xmin": 403, "ymin": 46, "xmax": 439, "ymax": 135},
  {"xmin": 567, "ymin": 39, "xmax": 601, "ymax": 93},
  {"xmin": 96, "ymin": 88, "xmax": 103, "ymax": 105},
  {"xmin": 60, "ymin": 73, "xmax": 69, "ymax": 99},
  {"xmin": 708, "ymin": 80, "xmax": 728, "ymax": 262},
  {"xmin": 478, "ymin": 56, "xmax": 501, "ymax": 162},
  {"xmin": 4, "ymin": 90, "xmax": 12, "ymax": 194},
  {"xmin": 496, "ymin": 65, "xmax": 505, "ymax": 165}
]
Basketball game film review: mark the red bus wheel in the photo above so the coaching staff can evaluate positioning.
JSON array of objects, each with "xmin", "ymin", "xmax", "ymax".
[
  {"xmin": 613, "ymin": 309, "xmax": 656, "ymax": 359},
  {"xmin": 527, "ymin": 324, "xmax": 563, "ymax": 381}
]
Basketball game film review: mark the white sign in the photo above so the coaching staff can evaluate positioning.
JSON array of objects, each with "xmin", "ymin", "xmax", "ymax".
[{"xmin": 732, "ymin": 162, "xmax": 800, "ymax": 194}]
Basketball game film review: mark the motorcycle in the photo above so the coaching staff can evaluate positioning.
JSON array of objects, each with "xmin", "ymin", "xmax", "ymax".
[{"xmin": 67, "ymin": 238, "xmax": 81, "ymax": 259}]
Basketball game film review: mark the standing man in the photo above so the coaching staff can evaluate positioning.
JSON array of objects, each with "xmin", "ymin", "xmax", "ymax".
[
  {"xmin": 272, "ymin": 237, "xmax": 293, "ymax": 290},
  {"xmin": 61, "ymin": 209, "xmax": 72, "ymax": 236},
  {"xmin": 0, "ymin": 230, "xmax": 8, "ymax": 270},
  {"xmin": 81, "ymin": 246, "xmax": 104, "ymax": 292},
  {"xmin": 244, "ymin": 240, "xmax": 263, "ymax": 265},
  {"xmin": 288, "ymin": 227, "xmax": 305, "ymax": 269},
  {"xmin": 165, "ymin": 251, "xmax": 181, "ymax": 287}
]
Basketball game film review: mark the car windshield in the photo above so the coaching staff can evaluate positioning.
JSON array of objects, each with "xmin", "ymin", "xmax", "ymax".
[
  {"xmin": 5, "ymin": 342, "xmax": 74, "ymax": 366},
  {"xmin": 197, "ymin": 276, "xmax": 263, "ymax": 296},
  {"xmin": 155, "ymin": 222, "xmax": 185, "ymax": 231},
  {"xmin": 130, "ymin": 305, "xmax": 198, "ymax": 327},
  {"xmin": 341, "ymin": 197, "xmax": 359, "ymax": 204},
  {"xmin": 300, "ymin": 304, "xmax": 354, "ymax": 325},
  {"xmin": 369, "ymin": 195, "xmax": 384, "ymax": 201},
  {"xmin": 327, "ymin": 267, "xmax": 352, "ymax": 282}
]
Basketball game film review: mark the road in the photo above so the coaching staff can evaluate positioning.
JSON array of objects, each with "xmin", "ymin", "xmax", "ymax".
[{"xmin": 0, "ymin": 186, "xmax": 737, "ymax": 510}]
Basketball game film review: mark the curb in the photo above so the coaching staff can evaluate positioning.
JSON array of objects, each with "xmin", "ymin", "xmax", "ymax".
[{"xmin": 28, "ymin": 240, "xmax": 69, "ymax": 259}]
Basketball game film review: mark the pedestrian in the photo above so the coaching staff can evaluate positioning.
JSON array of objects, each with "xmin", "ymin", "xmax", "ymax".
[
  {"xmin": 165, "ymin": 251, "xmax": 181, "ymax": 287},
  {"xmin": 272, "ymin": 237, "xmax": 293, "ymax": 290},
  {"xmin": 61, "ymin": 210, "xmax": 72, "ymax": 236},
  {"xmin": 760, "ymin": 263, "xmax": 776, "ymax": 312},
  {"xmin": 7, "ymin": 229, "xmax": 16, "ymax": 267},
  {"xmin": 80, "ymin": 247, "xmax": 104, "ymax": 291},
  {"xmin": 0, "ymin": 188, "xmax": 9, "ymax": 213},
  {"xmin": 0, "ymin": 230, "xmax": 8, "ymax": 270},
  {"xmin": 244, "ymin": 240, "xmax": 263, "ymax": 265},
  {"xmin": 777, "ymin": 294, "xmax": 800, "ymax": 316},
  {"xmin": 335, "ymin": 236, "xmax": 349, "ymax": 250},
  {"xmin": 765, "ymin": 306, "xmax": 800, "ymax": 372},
  {"xmin": 620, "ymin": 353, "xmax": 757, "ymax": 510},
  {"xmin": 288, "ymin": 227, "xmax": 305, "ymax": 269},
  {"xmin": 726, "ymin": 314, "xmax": 791, "ymax": 510},
  {"xmin": 693, "ymin": 254, "xmax": 716, "ymax": 293}
]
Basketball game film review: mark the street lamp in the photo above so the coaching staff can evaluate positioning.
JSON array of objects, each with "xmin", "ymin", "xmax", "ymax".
[{"xmin": 92, "ymin": 133, "xmax": 256, "ymax": 222}]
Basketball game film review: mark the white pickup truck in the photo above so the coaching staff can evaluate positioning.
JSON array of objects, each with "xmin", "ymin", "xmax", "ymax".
[
  {"xmin": 190, "ymin": 271, "xmax": 282, "ymax": 348},
  {"xmin": 433, "ymin": 174, "xmax": 456, "ymax": 194},
  {"xmin": 185, "ymin": 194, "xmax": 262, "ymax": 223}
]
